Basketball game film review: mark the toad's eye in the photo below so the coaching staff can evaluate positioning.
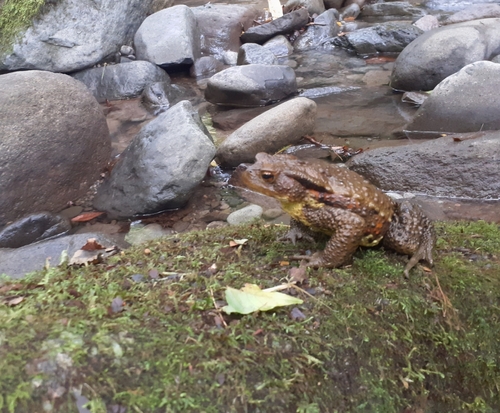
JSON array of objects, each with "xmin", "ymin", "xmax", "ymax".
[{"xmin": 261, "ymin": 171, "xmax": 275, "ymax": 182}]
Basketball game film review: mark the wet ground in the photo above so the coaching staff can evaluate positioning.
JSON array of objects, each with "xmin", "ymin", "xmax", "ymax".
[{"xmin": 69, "ymin": 0, "xmax": 500, "ymax": 241}]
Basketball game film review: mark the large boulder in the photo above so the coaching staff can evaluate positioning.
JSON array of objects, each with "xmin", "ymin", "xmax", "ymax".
[
  {"xmin": 0, "ymin": 0, "xmax": 154, "ymax": 73},
  {"xmin": 72, "ymin": 60, "xmax": 170, "ymax": 103},
  {"xmin": 346, "ymin": 131, "xmax": 500, "ymax": 199},
  {"xmin": 205, "ymin": 64, "xmax": 297, "ymax": 107},
  {"xmin": 390, "ymin": 18, "xmax": 500, "ymax": 91},
  {"xmin": 192, "ymin": 4, "xmax": 263, "ymax": 58},
  {"xmin": 134, "ymin": 5, "xmax": 200, "ymax": 69},
  {"xmin": 93, "ymin": 101, "xmax": 216, "ymax": 219},
  {"xmin": 404, "ymin": 61, "xmax": 500, "ymax": 138},
  {"xmin": 216, "ymin": 97, "xmax": 317, "ymax": 167},
  {"xmin": 0, "ymin": 71, "xmax": 111, "ymax": 227}
]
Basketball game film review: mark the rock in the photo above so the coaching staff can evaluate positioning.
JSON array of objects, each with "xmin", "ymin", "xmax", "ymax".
[
  {"xmin": 0, "ymin": 0, "xmax": 154, "ymax": 72},
  {"xmin": 360, "ymin": 1, "xmax": 427, "ymax": 21},
  {"xmin": 120, "ymin": 45, "xmax": 135, "ymax": 56},
  {"xmin": 193, "ymin": 4, "xmax": 263, "ymax": 58},
  {"xmin": 283, "ymin": 0, "xmax": 325, "ymax": 15},
  {"xmin": 125, "ymin": 223, "xmax": 173, "ymax": 245},
  {"xmin": 390, "ymin": 18, "xmax": 500, "ymax": 91},
  {"xmin": 140, "ymin": 81, "xmax": 185, "ymax": 115},
  {"xmin": 324, "ymin": 0, "xmax": 344, "ymax": 9},
  {"xmin": 294, "ymin": 9, "xmax": 341, "ymax": 51},
  {"xmin": 0, "ymin": 71, "xmax": 110, "ymax": 227},
  {"xmin": 413, "ymin": 14, "xmax": 439, "ymax": 31},
  {"xmin": 227, "ymin": 204, "xmax": 263, "ymax": 225},
  {"xmin": 263, "ymin": 35, "xmax": 294, "ymax": 57},
  {"xmin": 72, "ymin": 61, "xmax": 170, "ymax": 103},
  {"xmin": 0, "ymin": 233, "xmax": 118, "ymax": 279},
  {"xmin": 190, "ymin": 56, "xmax": 224, "ymax": 78},
  {"xmin": 346, "ymin": 131, "xmax": 500, "ymax": 199},
  {"xmin": 134, "ymin": 5, "xmax": 200, "ymax": 69},
  {"xmin": 241, "ymin": 8, "xmax": 309, "ymax": 44},
  {"xmin": 340, "ymin": 3, "xmax": 360, "ymax": 21},
  {"xmin": 237, "ymin": 43, "xmax": 278, "ymax": 65},
  {"xmin": 93, "ymin": 101, "xmax": 215, "ymax": 219},
  {"xmin": 222, "ymin": 51, "xmax": 238, "ymax": 66},
  {"xmin": 403, "ymin": 61, "xmax": 500, "ymax": 137},
  {"xmin": 0, "ymin": 213, "xmax": 71, "ymax": 249},
  {"xmin": 205, "ymin": 64, "xmax": 297, "ymax": 107},
  {"xmin": 442, "ymin": 3, "xmax": 500, "ymax": 24},
  {"xmin": 344, "ymin": 22, "xmax": 423, "ymax": 55},
  {"xmin": 216, "ymin": 97, "xmax": 317, "ymax": 167},
  {"xmin": 150, "ymin": 0, "xmax": 174, "ymax": 14}
]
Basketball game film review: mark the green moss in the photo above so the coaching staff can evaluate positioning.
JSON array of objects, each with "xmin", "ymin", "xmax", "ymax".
[
  {"xmin": 0, "ymin": 0, "xmax": 57, "ymax": 54},
  {"xmin": 0, "ymin": 221, "xmax": 499, "ymax": 412}
]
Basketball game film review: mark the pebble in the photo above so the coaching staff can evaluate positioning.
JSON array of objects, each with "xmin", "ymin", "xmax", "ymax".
[{"xmin": 226, "ymin": 204, "xmax": 263, "ymax": 225}]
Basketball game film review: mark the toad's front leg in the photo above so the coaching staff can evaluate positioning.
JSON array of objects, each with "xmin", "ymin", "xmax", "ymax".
[{"xmin": 294, "ymin": 206, "xmax": 366, "ymax": 268}]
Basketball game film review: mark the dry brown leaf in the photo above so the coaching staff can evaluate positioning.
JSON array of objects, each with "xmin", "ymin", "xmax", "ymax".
[
  {"xmin": 81, "ymin": 238, "xmax": 106, "ymax": 251},
  {"xmin": 289, "ymin": 266, "xmax": 307, "ymax": 283},
  {"xmin": 8, "ymin": 296, "xmax": 24, "ymax": 306},
  {"xmin": 71, "ymin": 211, "xmax": 104, "ymax": 222}
]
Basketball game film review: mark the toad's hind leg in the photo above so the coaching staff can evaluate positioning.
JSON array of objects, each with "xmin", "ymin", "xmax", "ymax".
[{"xmin": 297, "ymin": 206, "xmax": 366, "ymax": 268}]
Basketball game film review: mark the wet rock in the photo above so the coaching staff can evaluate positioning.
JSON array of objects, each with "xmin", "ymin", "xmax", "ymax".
[
  {"xmin": 263, "ymin": 35, "xmax": 294, "ymax": 57},
  {"xmin": 141, "ymin": 81, "xmax": 185, "ymax": 115},
  {"xmin": 237, "ymin": 43, "xmax": 278, "ymax": 65},
  {"xmin": 404, "ymin": 61, "xmax": 500, "ymax": 137},
  {"xmin": 72, "ymin": 61, "xmax": 170, "ymax": 103},
  {"xmin": 346, "ymin": 131, "xmax": 500, "ymax": 199},
  {"xmin": 340, "ymin": 3, "xmax": 360, "ymax": 21},
  {"xmin": 294, "ymin": 9, "xmax": 341, "ymax": 51},
  {"xmin": 0, "ymin": 213, "xmax": 71, "ymax": 249},
  {"xmin": 134, "ymin": 5, "xmax": 200, "ymax": 69},
  {"xmin": 413, "ymin": 14, "xmax": 439, "ymax": 31},
  {"xmin": 283, "ymin": 0, "xmax": 325, "ymax": 15},
  {"xmin": 205, "ymin": 64, "xmax": 297, "ymax": 107},
  {"xmin": 93, "ymin": 101, "xmax": 215, "ymax": 219},
  {"xmin": 227, "ymin": 204, "xmax": 263, "ymax": 225},
  {"xmin": 125, "ymin": 223, "xmax": 173, "ymax": 245},
  {"xmin": 190, "ymin": 56, "xmax": 224, "ymax": 78},
  {"xmin": 193, "ymin": 4, "xmax": 263, "ymax": 58},
  {"xmin": 241, "ymin": 8, "xmax": 309, "ymax": 44},
  {"xmin": 442, "ymin": 3, "xmax": 500, "ymax": 24},
  {"xmin": 324, "ymin": 0, "xmax": 344, "ymax": 9},
  {"xmin": 343, "ymin": 22, "xmax": 423, "ymax": 55},
  {"xmin": 360, "ymin": 2, "xmax": 427, "ymax": 21},
  {"xmin": 0, "ymin": 71, "xmax": 110, "ymax": 227},
  {"xmin": 390, "ymin": 18, "xmax": 500, "ymax": 91},
  {"xmin": 0, "ymin": 0, "xmax": 153, "ymax": 72},
  {"xmin": 0, "ymin": 233, "xmax": 117, "ymax": 279},
  {"xmin": 151, "ymin": 0, "xmax": 174, "ymax": 13},
  {"xmin": 216, "ymin": 97, "xmax": 317, "ymax": 167}
]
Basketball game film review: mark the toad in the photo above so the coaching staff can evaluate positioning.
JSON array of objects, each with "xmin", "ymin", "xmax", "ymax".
[{"xmin": 234, "ymin": 152, "xmax": 435, "ymax": 276}]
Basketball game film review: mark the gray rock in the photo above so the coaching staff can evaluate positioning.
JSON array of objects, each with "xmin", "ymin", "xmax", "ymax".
[
  {"xmin": 151, "ymin": 0, "xmax": 174, "ymax": 13},
  {"xmin": 216, "ymin": 97, "xmax": 317, "ymax": 167},
  {"xmin": 0, "ymin": 213, "xmax": 71, "ymax": 248},
  {"xmin": 125, "ymin": 223, "xmax": 173, "ymax": 245},
  {"xmin": 0, "ymin": 233, "xmax": 117, "ymax": 279},
  {"xmin": 237, "ymin": 43, "xmax": 279, "ymax": 65},
  {"xmin": 205, "ymin": 64, "xmax": 297, "ymax": 107},
  {"xmin": 140, "ymin": 81, "xmax": 185, "ymax": 115},
  {"xmin": 294, "ymin": 9, "xmax": 341, "ymax": 51},
  {"xmin": 0, "ymin": 71, "xmax": 110, "ymax": 227},
  {"xmin": 442, "ymin": 3, "xmax": 500, "ymax": 24},
  {"xmin": 93, "ymin": 101, "xmax": 215, "ymax": 218},
  {"xmin": 346, "ymin": 131, "xmax": 500, "ymax": 199},
  {"xmin": 390, "ymin": 18, "xmax": 500, "ymax": 91},
  {"xmin": 190, "ymin": 56, "xmax": 224, "ymax": 78},
  {"xmin": 284, "ymin": 0, "xmax": 325, "ymax": 15},
  {"xmin": 227, "ymin": 204, "xmax": 263, "ymax": 225},
  {"xmin": 72, "ymin": 60, "xmax": 170, "ymax": 103},
  {"xmin": 134, "ymin": 5, "xmax": 200, "ymax": 68},
  {"xmin": 222, "ymin": 51, "xmax": 239, "ymax": 66},
  {"xmin": 360, "ymin": 1, "xmax": 427, "ymax": 21},
  {"xmin": 404, "ymin": 61, "xmax": 500, "ymax": 137},
  {"xmin": 120, "ymin": 45, "xmax": 135, "ymax": 56},
  {"xmin": 340, "ymin": 3, "xmax": 360, "ymax": 21},
  {"xmin": 193, "ymin": 4, "xmax": 263, "ymax": 58},
  {"xmin": 413, "ymin": 14, "xmax": 439, "ymax": 31},
  {"xmin": 263, "ymin": 35, "xmax": 294, "ymax": 57},
  {"xmin": 324, "ymin": 0, "xmax": 344, "ymax": 9},
  {"xmin": 241, "ymin": 8, "xmax": 309, "ymax": 44},
  {"xmin": 344, "ymin": 22, "xmax": 423, "ymax": 55},
  {"xmin": 0, "ymin": 0, "xmax": 154, "ymax": 72}
]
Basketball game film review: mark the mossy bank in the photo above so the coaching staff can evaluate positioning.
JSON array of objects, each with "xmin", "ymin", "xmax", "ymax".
[{"xmin": 1, "ymin": 220, "xmax": 499, "ymax": 412}]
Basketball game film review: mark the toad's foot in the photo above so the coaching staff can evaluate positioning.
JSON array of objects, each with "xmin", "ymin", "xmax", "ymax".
[
  {"xmin": 280, "ymin": 227, "xmax": 315, "ymax": 245},
  {"xmin": 292, "ymin": 252, "xmax": 332, "ymax": 268}
]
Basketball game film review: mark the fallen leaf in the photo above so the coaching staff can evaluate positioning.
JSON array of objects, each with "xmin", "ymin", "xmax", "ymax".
[
  {"xmin": 279, "ymin": 261, "xmax": 290, "ymax": 266},
  {"xmin": 222, "ymin": 284, "xmax": 303, "ymax": 315},
  {"xmin": 229, "ymin": 238, "xmax": 248, "ymax": 247},
  {"xmin": 69, "ymin": 249, "xmax": 102, "ymax": 266},
  {"xmin": 8, "ymin": 296, "xmax": 24, "ymax": 306},
  {"xmin": 148, "ymin": 269, "xmax": 159, "ymax": 279},
  {"xmin": 289, "ymin": 266, "xmax": 307, "ymax": 283},
  {"xmin": 81, "ymin": 238, "xmax": 105, "ymax": 251},
  {"xmin": 144, "ymin": 248, "xmax": 151, "ymax": 255},
  {"xmin": 70, "ymin": 211, "xmax": 104, "ymax": 222}
]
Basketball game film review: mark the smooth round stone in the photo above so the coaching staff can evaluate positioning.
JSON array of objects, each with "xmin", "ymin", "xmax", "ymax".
[{"xmin": 226, "ymin": 204, "xmax": 263, "ymax": 225}]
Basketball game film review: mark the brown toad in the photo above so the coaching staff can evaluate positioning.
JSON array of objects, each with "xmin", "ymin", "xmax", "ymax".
[{"xmin": 234, "ymin": 152, "xmax": 435, "ymax": 276}]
